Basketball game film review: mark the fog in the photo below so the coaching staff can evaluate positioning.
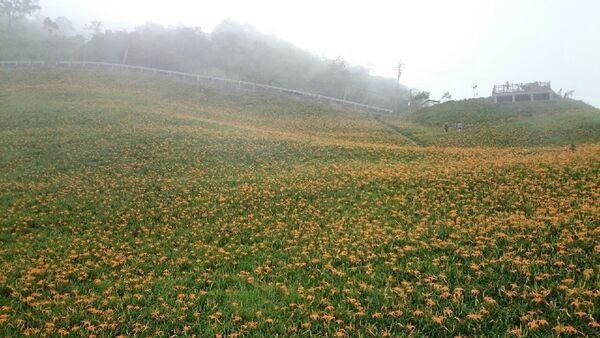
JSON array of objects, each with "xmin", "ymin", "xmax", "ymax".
[{"xmin": 5, "ymin": 0, "xmax": 600, "ymax": 107}]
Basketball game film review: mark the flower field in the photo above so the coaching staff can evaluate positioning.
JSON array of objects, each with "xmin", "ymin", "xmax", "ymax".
[{"xmin": 1, "ymin": 69, "xmax": 599, "ymax": 337}]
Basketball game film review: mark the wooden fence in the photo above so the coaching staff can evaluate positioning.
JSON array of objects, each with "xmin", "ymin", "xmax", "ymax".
[{"xmin": 0, "ymin": 60, "xmax": 393, "ymax": 114}]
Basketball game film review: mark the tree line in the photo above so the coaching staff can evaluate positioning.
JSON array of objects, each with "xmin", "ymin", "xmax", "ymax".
[{"xmin": 1, "ymin": 0, "xmax": 417, "ymax": 109}]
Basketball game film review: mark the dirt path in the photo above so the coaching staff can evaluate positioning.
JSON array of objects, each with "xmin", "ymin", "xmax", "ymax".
[{"xmin": 372, "ymin": 115, "xmax": 420, "ymax": 146}]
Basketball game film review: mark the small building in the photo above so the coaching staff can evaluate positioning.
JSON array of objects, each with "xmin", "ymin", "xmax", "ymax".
[
  {"xmin": 422, "ymin": 99, "xmax": 440, "ymax": 107},
  {"xmin": 407, "ymin": 99, "xmax": 441, "ymax": 109},
  {"xmin": 409, "ymin": 99, "xmax": 439, "ymax": 107},
  {"xmin": 492, "ymin": 81, "xmax": 555, "ymax": 103}
]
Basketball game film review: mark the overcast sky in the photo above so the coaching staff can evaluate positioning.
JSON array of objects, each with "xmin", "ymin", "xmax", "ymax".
[{"xmin": 39, "ymin": 0, "xmax": 600, "ymax": 107}]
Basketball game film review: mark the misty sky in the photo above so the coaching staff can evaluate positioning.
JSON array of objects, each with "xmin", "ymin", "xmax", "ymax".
[{"xmin": 39, "ymin": 0, "xmax": 600, "ymax": 107}]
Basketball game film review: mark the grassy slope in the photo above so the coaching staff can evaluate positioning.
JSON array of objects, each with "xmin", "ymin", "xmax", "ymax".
[
  {"xmin": 1, "ymin": 69, "xmax": 599, "ymax": 337},
  {"xmin": 383, "ymin": 99, "xmax": 600, "ymax": 147}
]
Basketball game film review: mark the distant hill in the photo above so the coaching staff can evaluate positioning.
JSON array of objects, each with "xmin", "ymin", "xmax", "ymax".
[
  {"xmin": 2, "ymin": 67, "xmax": 598, "ymax": 149},
  {"xmin": 0, "ymin": 18, "xmax": 411, "ymax": 110},
  {"xmin": 0, "ymin": 68, "xmax": 413, "ymax": 150},
  {"xmin": 383, "ymin": 99, "xmax": 600, "ymax": 147}
]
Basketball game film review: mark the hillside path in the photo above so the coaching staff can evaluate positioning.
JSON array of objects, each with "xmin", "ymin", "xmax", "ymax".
[{"xmin": 372, "ymin": 115, "xmax": 420, "ymax": 146}]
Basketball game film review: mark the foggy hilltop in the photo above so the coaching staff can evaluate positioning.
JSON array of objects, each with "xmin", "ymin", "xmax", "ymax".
[
  {"xmin": 1, "ymin": 13, "xmax": 420, "ymax": 110},
  {"xmin": 29, "ymin": 0, "xmax": 600, "ymax": 108},
  {"xmin": 5, "ymin": 0, "xmax": 600, "ymax": 108}
]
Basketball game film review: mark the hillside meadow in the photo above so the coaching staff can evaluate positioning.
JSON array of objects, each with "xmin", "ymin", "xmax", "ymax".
[
  {"xmin": 0, "ymin": 69, "xmax": 599, "ymax": 337},
  {"xmin": 382, "ymin": 99, "xmax": 600, "ymax": 147}
]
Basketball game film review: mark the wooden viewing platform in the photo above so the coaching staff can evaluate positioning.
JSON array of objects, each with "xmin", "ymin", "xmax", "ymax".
[{"xmin": 492, "ymin": 81, "xmax": 555, "ymax": 103}]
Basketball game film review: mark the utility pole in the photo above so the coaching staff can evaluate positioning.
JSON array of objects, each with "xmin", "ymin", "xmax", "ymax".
[
  {"xmin": 472, "ymin": 83, "xmax": 479, "ymax": 97},
  {"xmin": 394, "ymin": 60, "xmax": 404, "ymax": 113},
  {"xmin": 121, "ymin": 44, "xmax": 129, "ymax": 64},
  {"xmin": 122, "ymin": 35, "xmax": 131, "ymax": 65},
  {"xmin": 395, "ymin": 61, "xmax": 403, "ymax": 88}
]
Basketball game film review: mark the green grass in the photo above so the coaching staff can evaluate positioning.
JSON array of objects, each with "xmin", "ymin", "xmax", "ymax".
[
  {"xmin": 1, "ymin": 69, "xmax": 599, "ymax": 337},
  {"xmin": 382, "ymin": 98, "xmax": 600, "ymax": 147}
]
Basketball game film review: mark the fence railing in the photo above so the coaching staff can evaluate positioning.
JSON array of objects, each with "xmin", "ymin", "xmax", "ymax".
[{"xmin": 0, "ymin": 60, "xmax": 393, "ymax": 114}]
